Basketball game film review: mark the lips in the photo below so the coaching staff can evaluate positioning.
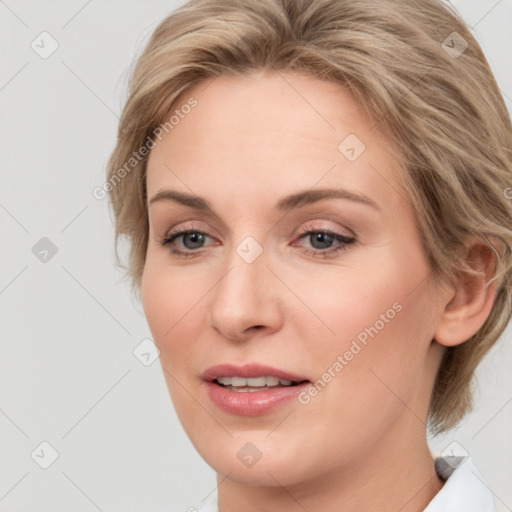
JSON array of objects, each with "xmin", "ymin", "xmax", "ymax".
[
  {"xmin": 201, "ymin": 363, "xmax": 310, "ymax": 384},
  {"xmin": 200, "ymin": 362, "xmax": 311, "ymax": 415},
  {"xmin": 202, "ymin": 363, "xmax": 312, "ymax": 416}
]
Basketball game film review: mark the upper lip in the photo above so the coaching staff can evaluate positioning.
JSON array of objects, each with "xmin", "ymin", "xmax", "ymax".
[{"xmin": 201, "ymin": 363, "xmax": 309, "ymax": 383}]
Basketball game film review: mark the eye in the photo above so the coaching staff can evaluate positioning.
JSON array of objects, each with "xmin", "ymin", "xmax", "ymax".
[
  {"xmin": 294, "ymin": 228, "xmax": 355, "ymax": 258},
  {"xmin": 159, "ymin": 225, "xmax": 356, "ymax": 259},
  {"xmin": 160, "ymin": 229, "xmax": 213, "ymax": 257}
]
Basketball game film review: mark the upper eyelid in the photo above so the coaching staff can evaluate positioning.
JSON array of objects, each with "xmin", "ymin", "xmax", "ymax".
[
  {"xmin": 165, "ymin": 220, "xmax": 353, "ymax": 238},
  {"xmin": 295, "ymin": 220, "xmax": 355, "ymax": 237},
  {"xmin": 165, "ymin": 222, "xmax": 214, "ymax": 240}
]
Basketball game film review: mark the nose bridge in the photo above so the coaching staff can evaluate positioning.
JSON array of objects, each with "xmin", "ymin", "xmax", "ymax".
[
  {"xmin": 217, "ymin": 230, "xmax": 268, "ymax": 294},
  {"xmin": 208, "ymin": 233, "xmax": 281, "ymax": 339}
]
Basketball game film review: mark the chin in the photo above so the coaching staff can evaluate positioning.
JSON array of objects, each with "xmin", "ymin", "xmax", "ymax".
[{"xmin": 193, "ymin": 434, "xmax": 315, "ymax": 487}]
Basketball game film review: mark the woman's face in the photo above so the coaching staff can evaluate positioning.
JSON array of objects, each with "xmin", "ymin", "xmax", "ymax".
[{"xmin": 142, "ymin": 70, "xmax": 450, "ymax": 487}]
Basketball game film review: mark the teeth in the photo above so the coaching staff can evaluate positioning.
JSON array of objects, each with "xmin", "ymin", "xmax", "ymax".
[
  {"xmin": 215, "ymin": 376, "xmax": 295, "ymax": 387},
  {"xmin": 224, "ymin": 386, "xmax": 273, "ymax": 392},
  {"xmin": 247, "ymin": 377, "xmax": 268, "ymax": 386}
]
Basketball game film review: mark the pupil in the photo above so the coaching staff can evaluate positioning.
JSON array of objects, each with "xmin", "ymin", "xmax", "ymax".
[
  {"xmin": 310, "ymin": 232, "xmax": 334, "ymax": 249},
  {"xmin": 184, "ymin": 232, "xmax": 204, "ymax": 249}
]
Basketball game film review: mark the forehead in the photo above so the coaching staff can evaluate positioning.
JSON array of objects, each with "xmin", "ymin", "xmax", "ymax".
[{"xmin": 146, "ymin": 71, "xmax": 406, "ymax": 212}]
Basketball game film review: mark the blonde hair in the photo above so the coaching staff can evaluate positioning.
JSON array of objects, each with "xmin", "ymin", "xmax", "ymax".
[{"xmin": 106, "ymin": 0, "xmax": 512, "ymax": 432}]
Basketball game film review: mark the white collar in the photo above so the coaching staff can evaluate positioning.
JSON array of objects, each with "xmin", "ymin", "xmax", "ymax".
[
  {"xmin": 424, "ymin": 456, "xmax": 497, "ymax": 511},
  {"xmin": 197, "ymin": 457, "xmax": 497, "ymax": 512}
]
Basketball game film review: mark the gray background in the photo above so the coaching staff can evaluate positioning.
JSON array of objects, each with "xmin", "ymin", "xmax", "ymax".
[{"xmin": 1, "ymin": 1, "xmax": 511, "ymax": 511}]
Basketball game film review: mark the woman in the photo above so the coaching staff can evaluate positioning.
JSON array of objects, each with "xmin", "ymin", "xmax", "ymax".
[{"xmin": 106, "ymin": 0, "xmax": 512, "ymax": 510}]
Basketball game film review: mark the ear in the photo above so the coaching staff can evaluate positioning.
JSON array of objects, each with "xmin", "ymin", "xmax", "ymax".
[{"xmin": 434, "ymin": 240, "xmax": 497, "ymax": 347}]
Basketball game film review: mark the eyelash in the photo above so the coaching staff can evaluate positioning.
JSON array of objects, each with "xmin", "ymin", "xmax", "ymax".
[{"xmin": 159, "ymin": 225, "xmax": 356, "ymax": 259}]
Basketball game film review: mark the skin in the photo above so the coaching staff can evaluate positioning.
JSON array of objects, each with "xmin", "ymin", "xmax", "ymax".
[{"xmin": 141, "ymin": 70, "xmax": 496, "ymax": 512}]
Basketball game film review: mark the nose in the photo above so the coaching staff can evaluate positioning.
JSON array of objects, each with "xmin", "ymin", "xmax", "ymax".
[{"xmin": 208, "ymin": 244, "xmax": 283, "ymax": 342}]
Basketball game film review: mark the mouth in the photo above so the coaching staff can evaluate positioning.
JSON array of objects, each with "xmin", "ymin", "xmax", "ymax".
[
  {"xmin": 213, "ymin": 375, "xmax": 310, "ymax": 392},
  {"xmin": 202, "ymin": 363, "xmax": 310, "ymax": 388},
  {"xmin": 201, "ymin": 363, "xmax": 311, "ymax": 412}
]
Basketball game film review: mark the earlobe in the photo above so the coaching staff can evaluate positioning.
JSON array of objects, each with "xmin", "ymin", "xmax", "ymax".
[{"xmin": 434, "ymin": 243, "xmax": 497, "ymax": 347}]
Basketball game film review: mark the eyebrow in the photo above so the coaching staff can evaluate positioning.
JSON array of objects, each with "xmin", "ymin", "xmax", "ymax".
[{"xmin": 148, "ymin": 187, "xmax": 380, "ymax": 211}]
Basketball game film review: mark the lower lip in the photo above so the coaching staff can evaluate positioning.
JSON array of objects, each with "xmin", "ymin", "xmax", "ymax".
[{"xmin": 204, "ymin": 381, "xmax": 310, "ymax": 416}]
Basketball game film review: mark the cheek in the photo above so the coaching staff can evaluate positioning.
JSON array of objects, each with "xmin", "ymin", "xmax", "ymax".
[
  {"xmin": 286, "ymin": 257, "xmax": 412, "ymax": 349},
  {"xmin": 142, "ymin": 251, "xmax": 200, "ymax": 332},
  {"xmin": 141, "ymin": 255, "xmax": 222, "ymax": 404},
  {"xmin": 140, "ymin": 258, "xmax": 213, "ymax": 371},
  {"xmin": 288, "ymin": 242, "xmax": 436, "ymax": 397},
  {"xmin": 287, "ymin": 273, "xmax": 436, "ymax": 456}
]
